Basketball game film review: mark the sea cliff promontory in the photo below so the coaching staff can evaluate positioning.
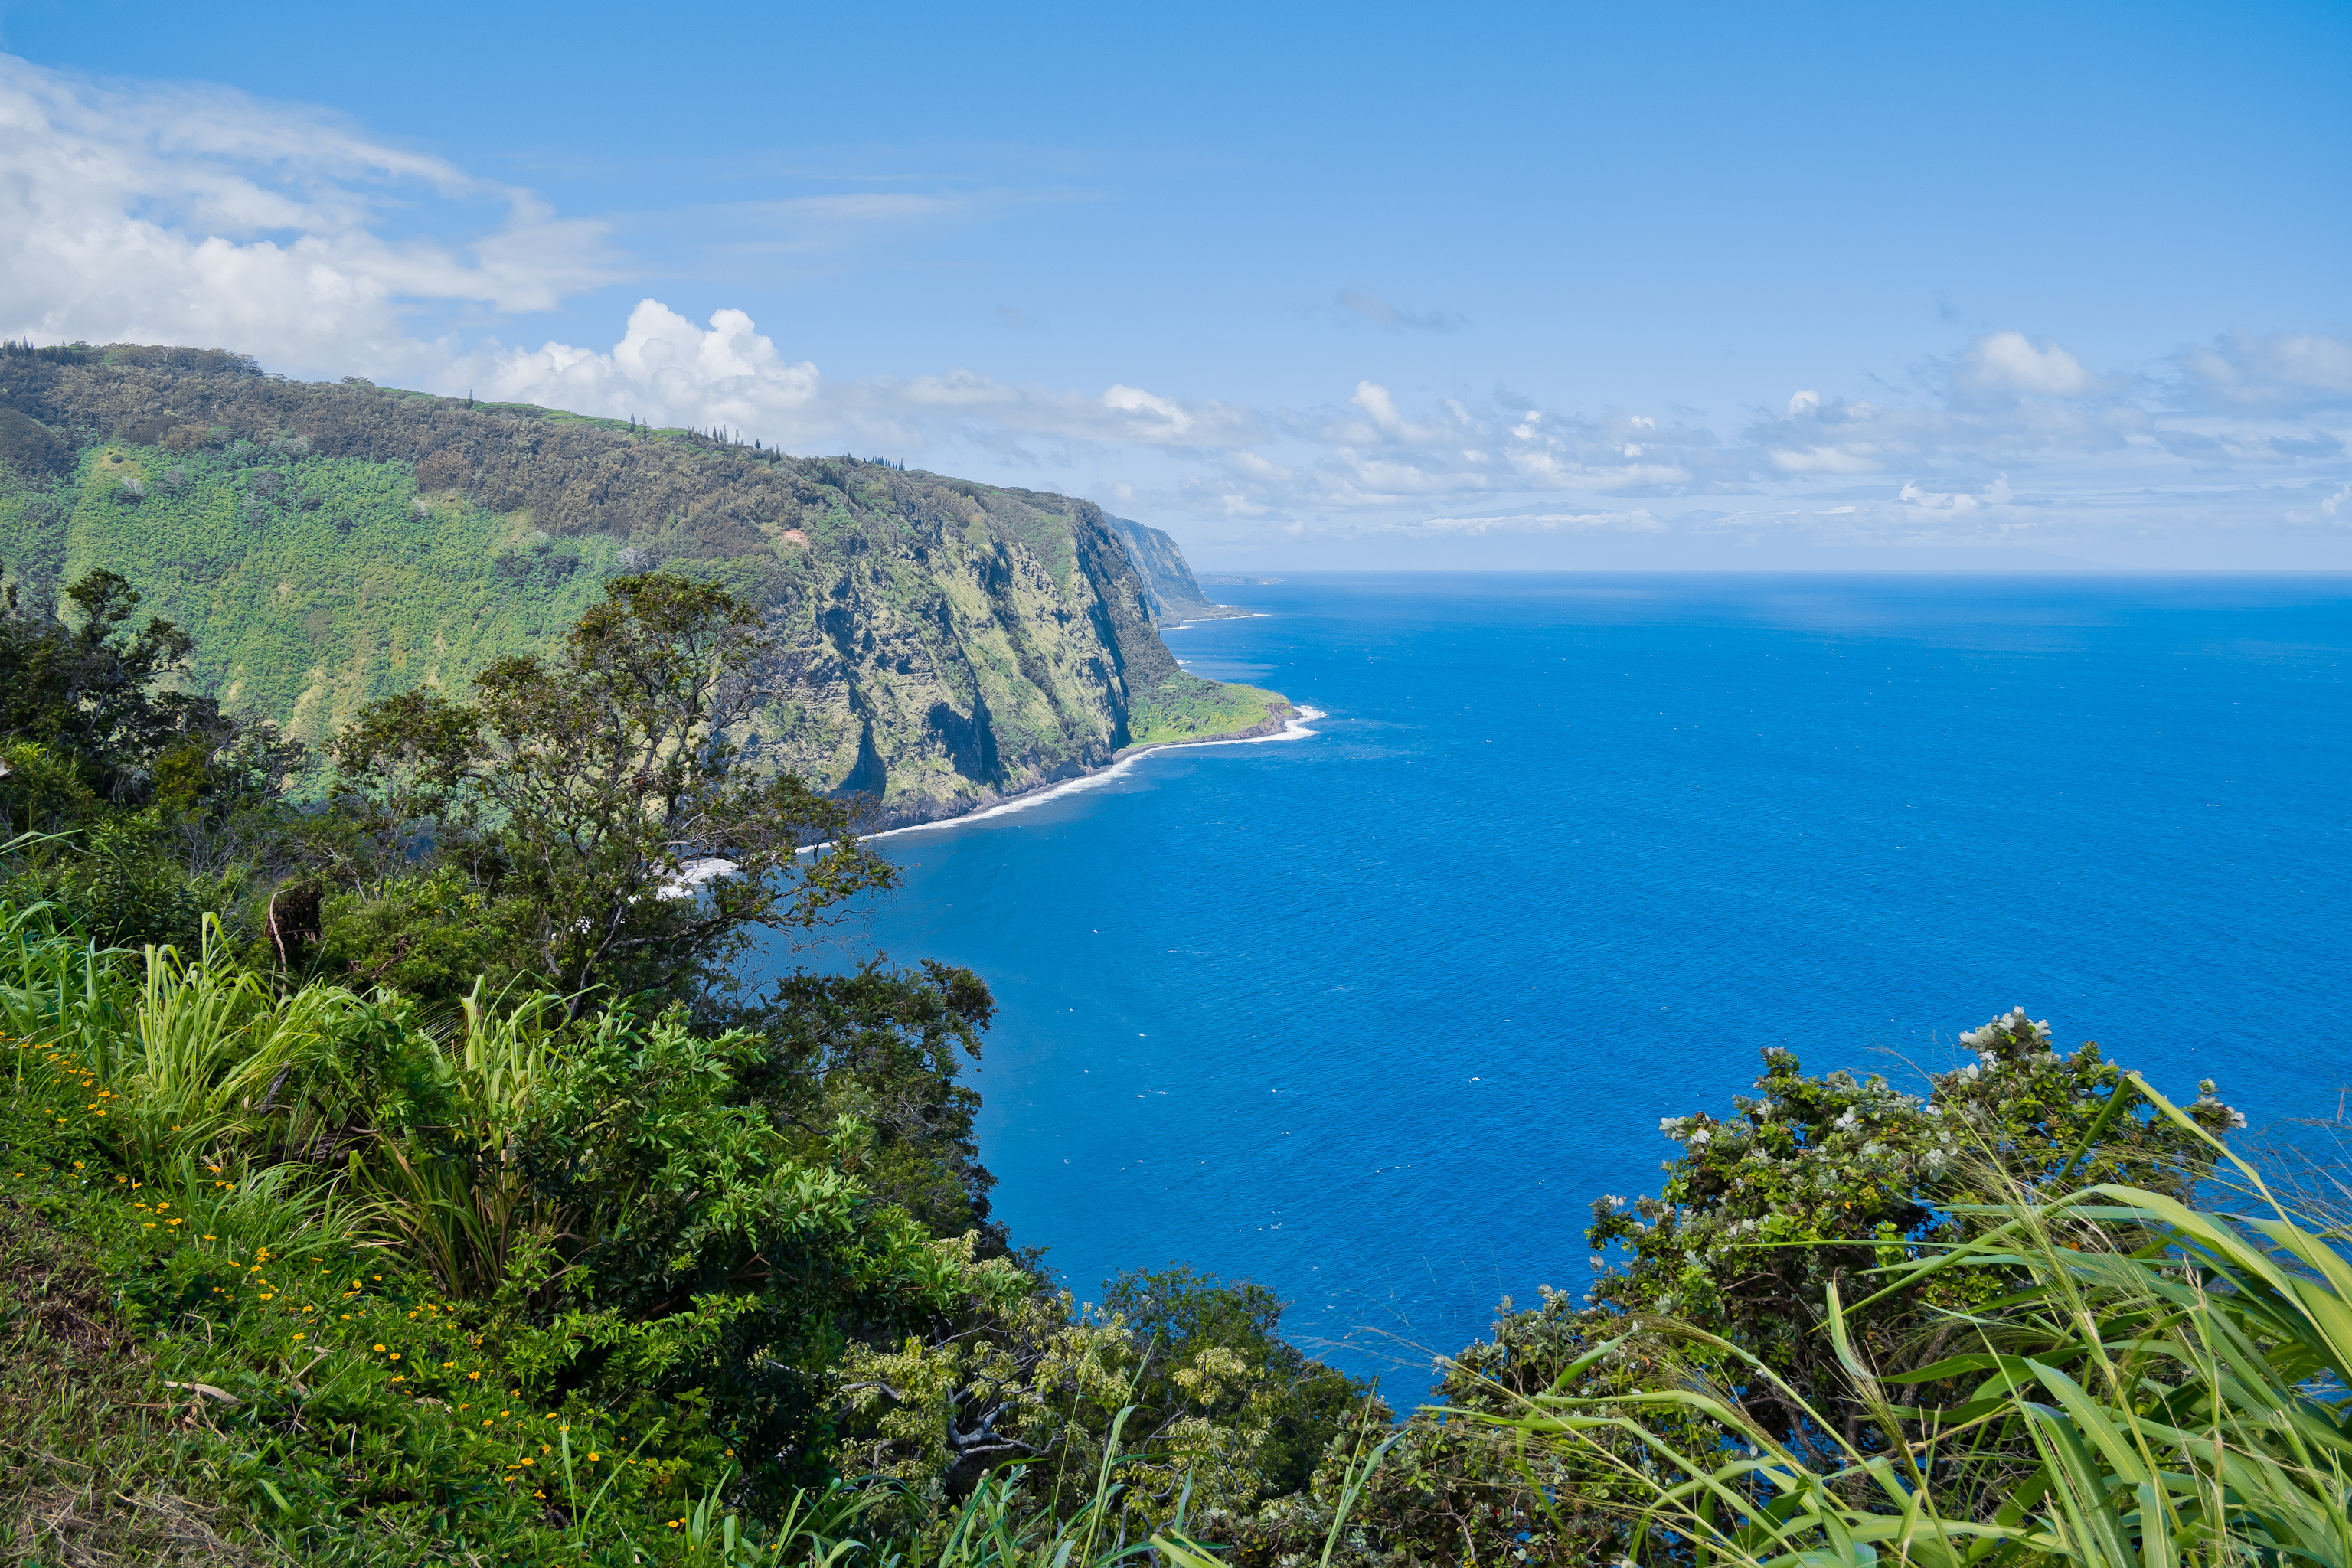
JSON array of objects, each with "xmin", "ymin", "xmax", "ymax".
[{"xmin": 0, "ymin": 341, "xmax": 1282, "ymax": 825}]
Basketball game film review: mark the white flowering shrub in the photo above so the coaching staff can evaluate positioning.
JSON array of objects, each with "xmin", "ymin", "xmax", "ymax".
[
  {"xmin": 831, "ymin": 1263, "xmax": 1367, "ymax": 1551},
  {"xmin": 1589, "ymin": 1010, "xmax": 2236, "ymax": 1361},
  {"xmin": 1338, "ymin": 1008, "xmax": 2242, "ymax": 1568}
]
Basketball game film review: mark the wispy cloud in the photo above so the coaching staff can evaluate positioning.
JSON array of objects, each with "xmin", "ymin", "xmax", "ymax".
[
  {"xmin": 2171, "ymin": 328, "xmax": 2352, "ymax": 414},
  {"xmin": 1338, "ymin": 289, "xmax": 1464, "ymax": 332},
  {"xmin": 682, "ymin": 185, "xmax": 1090, "ymax": 262},
  {"xmin": 0, "ymin": 54, "xmax": 615, "ymax": 374},
  {"xmin": 1407, "ymin": 509, "xmax": 1666, "ymax": 534}
]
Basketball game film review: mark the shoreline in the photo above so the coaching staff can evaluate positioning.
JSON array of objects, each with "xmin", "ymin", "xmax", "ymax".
[
  {"xmin": 861, "ymin": 704, "xmax": 1325, "ymax": 845},
  {"xmin": 1160, "ymin": 611, "xmax": 1270, "ymax": 631}
]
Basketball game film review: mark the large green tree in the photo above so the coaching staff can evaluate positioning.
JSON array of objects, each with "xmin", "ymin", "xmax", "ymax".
[
  {"xmin": 0, "ymin": 568, "xmax": 211, "ymax": 808},
  {"xmin": 0, "ymin": 567, "xmax": 304, "ymax": 943},
  {"xmin": 332, "ymin": 573, "xmax": 893, "ymax": 1004}
]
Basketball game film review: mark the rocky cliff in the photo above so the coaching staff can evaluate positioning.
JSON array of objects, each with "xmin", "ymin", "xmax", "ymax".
[
  {"xmin": 0, "ymin": 343, "xmax": 1286, "ymax": 826},
  {"xmin": 1108, "ymin": 514, "xmax": 1250, "ymax": 622}
]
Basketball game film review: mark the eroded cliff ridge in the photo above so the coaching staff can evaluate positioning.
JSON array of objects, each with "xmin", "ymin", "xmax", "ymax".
[
  {"xmin": 0, "ymin": 343, "xmax": 1287, "ymax": 825},
  {"xmin": 1108, "ymin": 514, "xmax": 1251, "ymax": 622}
]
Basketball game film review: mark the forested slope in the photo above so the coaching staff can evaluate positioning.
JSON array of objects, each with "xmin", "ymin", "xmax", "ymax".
[{"xmin": 0, "ymin": 342, "xmax": 1285, "ymax": 822}]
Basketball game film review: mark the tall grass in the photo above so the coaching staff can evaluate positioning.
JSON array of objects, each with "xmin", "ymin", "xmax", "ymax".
[
  {"xmin": 348, "ymin": 981, "xmax": 569, "ymax": 1298},
  {"xmin": 0, "ymin": 890, "xmax": 564, "ymax": 1297},
  {"xmin": 0, "ymin": 893, "xmax": 134, "ymax": 1077},
  {"xmin": 0, "ymin": 893, "xmax": 409, "ymax": 1178}
]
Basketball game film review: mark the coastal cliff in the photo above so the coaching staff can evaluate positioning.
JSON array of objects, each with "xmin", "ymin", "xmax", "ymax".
[
  {"xmin": 0, "ymin": 343, "xmax": 1285, "ymax": 825},
  {"xmin": 1109, "ymin": 513, "xmax": 1253, "ymax": 622}
]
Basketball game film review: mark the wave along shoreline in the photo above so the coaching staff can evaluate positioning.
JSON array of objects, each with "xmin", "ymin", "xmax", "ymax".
[{"xmin": 866, "ymin": 705, "xmax": 1326, "ymax": 844}]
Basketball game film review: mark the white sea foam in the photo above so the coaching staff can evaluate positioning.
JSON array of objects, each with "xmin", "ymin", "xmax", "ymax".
[
  {"xmin": 1160, "ymin": 612, "xmax": 1271, "ymax": 632},
  {"xmin": 868, "ymin": 705, "xmax": 1324, "ymax": 843}
]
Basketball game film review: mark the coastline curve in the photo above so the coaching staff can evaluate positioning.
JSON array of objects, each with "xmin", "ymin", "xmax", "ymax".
[{"xmin": 867, "ymin": 705, "xmax": 1325, "ymax": 844}]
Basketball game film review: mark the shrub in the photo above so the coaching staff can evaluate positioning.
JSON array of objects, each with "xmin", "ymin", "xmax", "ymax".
[
  {"xmin": 1477, "ymin": 1086, "xmax": 2345, "ymax": 1568},
  {"xmin": 1332, "ymin": 1011, "xmax": 2243, "ymax": 1566}
]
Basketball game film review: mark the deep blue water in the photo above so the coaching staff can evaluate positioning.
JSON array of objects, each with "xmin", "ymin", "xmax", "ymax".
[{"xmin": 792, "ymin": 574, "xmax": 2351, "ymax": 1391}]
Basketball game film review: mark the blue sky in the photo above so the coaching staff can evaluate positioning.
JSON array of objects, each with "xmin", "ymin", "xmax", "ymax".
[{"xmin": 2, "ymin": 0, "xmax": 2347, "ymax": 567}]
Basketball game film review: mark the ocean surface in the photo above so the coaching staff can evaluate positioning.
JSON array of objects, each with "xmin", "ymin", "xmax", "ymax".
[{"xmin": 782, "ymin": 573, "xmax": 2350, "ymax": 1392}]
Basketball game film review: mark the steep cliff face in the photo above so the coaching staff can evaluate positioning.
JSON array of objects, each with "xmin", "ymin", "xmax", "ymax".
[
  {"xmin": 1109, "ymin": 514, "xmax": 1247, "ymax": 622},
  {"xmin": 0, "ymin": 345, "xmax": 1283, "ymax": 825},
  {"xmin": 739, "ymin": 483, "xmax": 1195, "ymax": 824}
]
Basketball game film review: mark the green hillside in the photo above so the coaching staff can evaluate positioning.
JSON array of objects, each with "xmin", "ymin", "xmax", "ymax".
[
  {"xmin": 0, "ymin": 344, "xmax": 1288, "ymax": 821},
  {"xmin": 2, "ymin": 443, "xmax": 625, "ymax": 749}
]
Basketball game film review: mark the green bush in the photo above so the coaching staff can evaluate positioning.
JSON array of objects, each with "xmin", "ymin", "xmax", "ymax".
[
  {"xmin": 1477, "ymin": 1086, "xmax": 2350, "ymax": 1568},
  {"xmin": 1325, "ymin": 1013, "xmax": 2243, "ymax": 1566},
  {"xmin": 0, "ymin": 923, "xmax": 1027, "ymax": 1561}
]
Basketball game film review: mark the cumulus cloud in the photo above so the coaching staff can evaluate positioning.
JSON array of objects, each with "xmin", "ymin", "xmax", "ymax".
[
  {"xmin": 463, "ymin": 300, "xmax": 1262, "ymax": 456},
  {"xmin": 1952, "ymin": 332, "xmax": 2122, "ymax": 401},
  {"xmin": 0, "ymin": 54, "xmax": 613, "ymax": 376},
  {"xmin": 471, "ymin": 301, "xmax": 820, "ymax": 432}
]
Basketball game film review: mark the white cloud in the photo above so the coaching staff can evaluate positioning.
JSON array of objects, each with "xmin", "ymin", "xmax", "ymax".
[
  {"xmin": 1898, "ymin": 474, "xmax": 2014, "ymax": 512},
  {"xmin": 2289, "ymin": 480, "xmax": 2352, "ymax": 528},
  {"xmin": 0, "ymin": 51, "xmax": 2344, "ymax": 564},
  {"xmin": 462, "ymin": 301, "xmax": 1262, "ymax": 456},
  {"xmin": 1955, "ymin": 331, "xmax": 2115, "ymax": 400},
  {"xmin": 2174, "ymin": 328, "xmax": 2352, "ymax": 413},
  {"xmin": 1749, "ymin": 338, "xmax": 2155, "ymax": 479},
  {"xmin": 472, "ymin": 300, "xmax": 819, "ymax": 431},
  {"xmin": 0, "ymin": 54, "xmax": 612, "ymax": 376}
]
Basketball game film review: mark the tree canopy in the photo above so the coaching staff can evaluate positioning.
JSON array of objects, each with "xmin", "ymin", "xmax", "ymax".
[{"xmin": 332, "ymin": 572, "xmax": 894, "ymax": 1004}]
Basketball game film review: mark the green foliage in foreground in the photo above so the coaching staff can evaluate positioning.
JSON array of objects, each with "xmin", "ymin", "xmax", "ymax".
[
  {"xmin": 0, "ymin": 910, "xmax": 2321, "ymax": 1568},
  {"xmin": 0, "ymin": 895, "xmax": 1372, "ymax": 1565},
  {"xmin": 0, "ymin": 514, "xmax": 2327, "ymax": 1568},
  {"xmin": 1481, "ymin": 1089, "xmax": 2352, "ymax": 1568},
  {"xmin": 1329, "ymin": 1017, "xmax": 2246, "ymax": 1566}
]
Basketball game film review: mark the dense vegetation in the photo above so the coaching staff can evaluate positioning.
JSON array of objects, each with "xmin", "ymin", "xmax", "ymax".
[
  {"xmin": 0, "ymin": 341, "xmax": 1286, "ymax": 826},
  {"xmin": 0, "ymin": 561, "xmax": 1375, "ymax": 1564},
  {"xmin": 0, "ymin": 376, "xmax": 2341, "ymax": 1566}
]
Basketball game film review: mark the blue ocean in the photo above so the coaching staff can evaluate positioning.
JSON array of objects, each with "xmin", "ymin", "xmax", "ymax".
[{"xmin": 800, "ymin": 574, "xmax": 2350, "ymax": 1391}]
